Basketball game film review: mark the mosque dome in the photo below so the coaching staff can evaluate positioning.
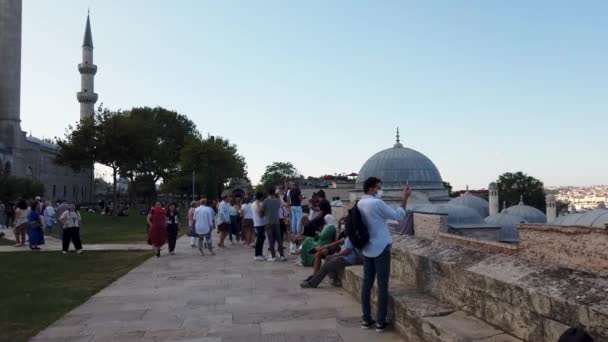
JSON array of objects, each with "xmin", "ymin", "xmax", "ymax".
[
  {"xmin": 485, "ymin": 213, "xmax": 527, "ymax": 242},
  {"xmin": 552, "ymin": 209, "xmax": 608, "ymax": 228},
  {"xmin": 448, "ymin": 192, "xmax": 489, "ymax": 218},
  {"xmin": 502, "ymin": 200, "xmax": 546, "ymax": 224},
  {"xmin": 355, "ymin": 130, "xmax": 443, "ymax": 190},
  {"xmin": 417, "ymin": 204, "xmax": 485, "ymax": 225}
]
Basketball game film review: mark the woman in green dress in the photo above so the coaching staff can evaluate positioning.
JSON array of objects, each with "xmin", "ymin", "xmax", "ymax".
[{"xmin": 299, "ymin": 214, "xmax": 337, "ymax": 267}]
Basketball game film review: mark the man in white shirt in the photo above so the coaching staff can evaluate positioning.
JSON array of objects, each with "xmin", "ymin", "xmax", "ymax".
[
  {"xmin": 251, "ymin": 192, "xmax": 267, "ymax": 261},
  {"xmin": 358, "ymin": 177, "xmax": 410, "ymax": 332},
  {"xmin": 194, "ymin": 198, "xmax": 216, "ymax": 256}
]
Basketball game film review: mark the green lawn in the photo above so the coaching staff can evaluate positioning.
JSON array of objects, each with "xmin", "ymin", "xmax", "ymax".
[
  {"xmin": 0, "ymin": 251, "xmax": 150, "ymax": 342},
  {"xmin": 51, "ymin": 209, "xmax": 187, "ymax": 244}
]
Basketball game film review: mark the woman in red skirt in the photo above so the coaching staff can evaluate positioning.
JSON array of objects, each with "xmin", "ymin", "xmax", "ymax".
[{"xmin": 147, "ymin": 201, "xmax": 167, "ymax": 257}]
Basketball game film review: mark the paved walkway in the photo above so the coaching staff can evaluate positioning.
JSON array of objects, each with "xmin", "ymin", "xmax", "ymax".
[
  {"xmin": 0, "ymin": 229, "xmax": 150, "ymax": 252},
  {"xmin": 31, "ymin": 236, "xmax": 403, "ymax": 342}
]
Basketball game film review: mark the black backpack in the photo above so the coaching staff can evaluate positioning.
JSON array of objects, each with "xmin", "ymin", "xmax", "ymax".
[
  {"xmin": 345, "ymin": 201, "xmax": 369, "ymax": 249},
  {"xmin": 558, "ymin": 325, "xmax": 594, "ymax": 342}
]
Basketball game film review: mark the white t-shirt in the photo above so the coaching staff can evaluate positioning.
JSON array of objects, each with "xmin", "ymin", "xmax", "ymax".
[
  {"xmin": 194, "ymin": 206, "xmax": 215, "ymax": 235},
  {"xmin": 44, "ymin": 206, "xmax": 56, "ymax": 219},
  {"xmin": 60, "ymin": 211, "xmax": 81, "ymax": 228},
  {"xmin": 251, "ymin": 201, "xmax": 266, "ymax": 227},
  {"xmin": 241, "ymin": 203, "xmax": 253, "ymax": 219}
]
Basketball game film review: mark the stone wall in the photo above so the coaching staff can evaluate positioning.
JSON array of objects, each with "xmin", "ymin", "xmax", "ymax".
[
  {"xmin": 413, "ymin": 212, "xmax": 448, "ymax": 240},
  {"xmin": 437, "ymin": 232, "xmax": 519, "ymax": 255},
  {"xmin": 390, "ymin": 234, "xmax": 608, "ymax": 341},
  {"xmin": 519, "ymin": 224, "xmax": 608, "ymax": 275}
]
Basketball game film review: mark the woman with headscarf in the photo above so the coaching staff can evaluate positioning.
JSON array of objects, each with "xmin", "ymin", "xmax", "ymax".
[
  {"xmin": 147, "ymin": 201, "xmax": 167, "ymax": 257},
  {"xmin": 298, "ymin": 214, "xmax": 337, "ymax": 267},
  {"xmin": 27, "ymin": 201, "xmax": 45, "ymax": 250}
]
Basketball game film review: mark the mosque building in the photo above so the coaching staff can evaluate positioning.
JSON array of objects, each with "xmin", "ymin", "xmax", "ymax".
[{"xmin": 0, "ymin": 0, "xmax": 94, "ymax": 202}]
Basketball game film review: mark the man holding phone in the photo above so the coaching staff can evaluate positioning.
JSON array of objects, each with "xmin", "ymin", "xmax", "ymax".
[{"xmin": 357, "ymin": 177, "xmax": 411, "ymax": 333}]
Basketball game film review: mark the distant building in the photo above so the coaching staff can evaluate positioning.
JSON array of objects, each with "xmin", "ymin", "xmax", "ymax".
[{"xmin": 0, "ymin": 1, "xmax": 93, "ymax": 202}]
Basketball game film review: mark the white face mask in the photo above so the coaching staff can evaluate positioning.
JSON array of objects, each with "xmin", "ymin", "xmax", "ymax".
[{"xmin": 375, "ymin": 189, "xmax": 384, "ymax": 199}]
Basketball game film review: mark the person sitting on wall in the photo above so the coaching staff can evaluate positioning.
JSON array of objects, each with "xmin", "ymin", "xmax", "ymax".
[{"xmin": 300, "ymin": 236, "xmax": 362, "ymax": 288}]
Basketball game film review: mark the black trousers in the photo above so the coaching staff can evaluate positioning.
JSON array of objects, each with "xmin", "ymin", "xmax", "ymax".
[
  {"xmin": 62, "ymin": 227, "xmax": 83, "ymax": 251},
  {"xmin": 167, "ymin": 224, "xmax": 178, "ymax": 252}
]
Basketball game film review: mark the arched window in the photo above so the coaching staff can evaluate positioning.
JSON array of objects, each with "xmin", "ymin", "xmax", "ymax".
[
  {"xmin": 4, "ymin": 162, "xmax": 11, "ymax": 176},
  {"xmin": 73, "ymin": 185, "xmax": 77, "ymax": 200},
  {"xmin": 63, "ymin": 185, "xmax": 67, "ymax": 198},
  {"xmin": 52, "ymin": 185, "xmax": 56, "ymax": 198},
  {"xmin": 26, "ymin": 166, "xmax": 34, "ymax": 179}
]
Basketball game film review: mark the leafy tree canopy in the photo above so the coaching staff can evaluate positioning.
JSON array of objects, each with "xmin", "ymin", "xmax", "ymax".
[
  {"xmin": 496, "ymin": 171, "xmax": 546, "ymax": 212},
  {"xmin": 259, "ymin": 162, "xmax": 300, "ymax": 192}
]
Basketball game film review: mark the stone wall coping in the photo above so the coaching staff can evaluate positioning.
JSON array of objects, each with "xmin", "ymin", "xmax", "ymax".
[
  {"xmin": 520, "ymin": 223, "xmax": 608, "ymax": 234},
  {"xmin": 438, "ymin": 232, "xmax": 519, "ymax": 250},
  {"xmin": 413, "ymin": 211, "xmax": 448, "ymax": 216}
]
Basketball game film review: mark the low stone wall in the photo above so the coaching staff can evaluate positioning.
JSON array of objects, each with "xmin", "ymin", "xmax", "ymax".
[
  {"xmin": 448, "ymin": 226, "xmax": 501, "ymax": 241},
  {"xmin": 519, "ymin": 224, "xmax": 608, "ymax": 275},
  {"xmin": 413, "ymin": 212, "xmax": 448, "ymax": 240},
  {"xmin": 437, "ymin": 232, "xmax": 519, "ymax": 255},
  {"xmin": 390, "ymin": 234, "xmax": 608, "ymax": 341}
]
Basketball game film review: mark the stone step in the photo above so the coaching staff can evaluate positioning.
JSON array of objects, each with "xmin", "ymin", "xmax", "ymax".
[{"xmin": 342, "ymin": 266, "xmax": 522, "ymax": 342}]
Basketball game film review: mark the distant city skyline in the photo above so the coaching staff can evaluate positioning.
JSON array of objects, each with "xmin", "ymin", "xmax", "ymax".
[{"xmin": 20, "ymin": 1, "xmax": 608, "ymax": 189}]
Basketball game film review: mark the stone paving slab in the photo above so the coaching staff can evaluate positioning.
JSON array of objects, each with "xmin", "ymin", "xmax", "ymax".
[{"xmin": 31, "ymin": 236, "xmax": 404, "ymax": 341}]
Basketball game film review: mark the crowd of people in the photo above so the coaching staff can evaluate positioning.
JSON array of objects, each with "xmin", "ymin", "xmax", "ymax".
[
  {"xmin": 0, "ymin": 197, "xmax": 84, "ymax": 254},
  {"xmin": 145, "ymin": 177, "xmax": 411, "ymax": 333}
]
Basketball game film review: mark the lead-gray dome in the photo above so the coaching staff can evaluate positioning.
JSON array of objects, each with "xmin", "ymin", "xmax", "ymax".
[
  {"xmin": 448, "ymin": 192, "xmax": 489, "ymax": 218},
  {"xmin": 485, "ymin": 213, "xmax": 527, "ymax": 242},
  {"xmin": 502, "ymin": 201, "xmax": 546, "ymax": 224},
  {"xmin": 553, "ymin": 209, "xmax": 608, "ymax": 228},
  {"xmin": 355, "ymin": 141, "xmax": 443, "ymax": 190},
  {"xmin": 417, "ymin": 204, "xmax": 484, "ymax": 225}
]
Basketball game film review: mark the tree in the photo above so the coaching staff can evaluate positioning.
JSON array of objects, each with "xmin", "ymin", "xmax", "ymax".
[
  {"xmin": 496, "ymin": 171, "xmax": 546, "ymax": 212},
  {"xmin": 163, "ymin": 135, "xmax": 247, "ymax": 199},
  {"xmin": 443, "ymin": 181, "xmax": 455, "ymax": 197},
  {"xmin": 0, "ymin": 176, "xmax": 45, "ymax": 202},
  {"xmin": 259, "ymin": 162, "xmax": 300, "ymax": 192}
]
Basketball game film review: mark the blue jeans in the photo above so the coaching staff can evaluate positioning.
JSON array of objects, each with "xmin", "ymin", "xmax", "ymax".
[
  {"xmin": 197, "ymin": 232, "xmax": 213, "ymax": 251},
  {"xmin": 290, "ymin": 206, "xmax": 302, "ymax": 234},
  {"xmin": 361, "ymin": 244, "xmax": 391, "ymax": 325}
]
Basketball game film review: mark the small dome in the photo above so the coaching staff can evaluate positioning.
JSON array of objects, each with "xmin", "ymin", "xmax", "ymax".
[
  {"xmin": 485, "ymin": 213, "xmax": 526, "ymax": 242},
  {"xmin": 417, "ymin": 204, "xmax": 485, "ymax": 225},
  {"xmin": 502, "ymin": 201, "xmax": 546, "ymax": 223},
  {"xmin": 355, "ymin": 144, "xmax": 443, "ymax": 190},
  {"xmin": 489, "ymin": 182, "xmax": 498, "ymax": 190},
  {"xmin": 553, "ymin": 209, "xmax": 608, "ymax": 228},
  {"xmin": 448, "ymin": 192, "xmax": 489, "ymax": 218},
  {"xmin": 546, "ymin": 194, "xmax": 556, "ymax": 202}
]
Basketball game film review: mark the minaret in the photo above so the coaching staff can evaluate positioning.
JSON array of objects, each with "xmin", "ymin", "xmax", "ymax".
[
  {"xmin": 0, "ymin": 0, "xmax": 23, "ymax": 147},
  {"xmin": 394, "ymin": 127, "xmax": 403, "ymax": 148},
  {"xmin": 76, "ymin": 12, "xmax": 98, "ymax": 121},
  {"xmin": 546, "ymin": 194, "xmax": 557, "ymax": 223},
  {"xmin": 489, "ymin": 182, "xmax": 499, "ymax": 216}
]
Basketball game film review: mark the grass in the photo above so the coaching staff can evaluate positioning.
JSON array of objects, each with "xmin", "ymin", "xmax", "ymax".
[
  {"xmin": 51, "ymin": 209, "xmax": 187, "ymax": 244},
  {"xmin": 0, "ymin": 237, "xmax": 13, "ymax": 246},
  {"xmin": 0, "ymin": 251, "xmax": 150, "ymax": 342}
]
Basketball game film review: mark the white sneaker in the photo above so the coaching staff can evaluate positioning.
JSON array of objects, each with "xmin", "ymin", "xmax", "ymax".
[
  {"xmin": 295, "ymin": 259, "xmax": 303, "ymax": 266},
  {"xmin": 280, "ymin": 256, "xmax": 287, "ymax": 262},
  {"xmin": 267, "ymin": 257, "xmax": 277, "ymax": 262},
  {"xmin": 289, "ymin": 243, "xmax": 295, "ymax": 253},
  {"xmin": 254, "ymin": 256, "xmax": 266, "ymax": 261}
]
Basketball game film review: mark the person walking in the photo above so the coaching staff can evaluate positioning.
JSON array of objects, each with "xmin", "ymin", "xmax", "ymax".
[
  {"xmin": 259, "ymin": 188, "xmax": 286, "ymax": 262},
  {"xmin": 217, "ymin": 195, "xmax": 231, "ymax": 248},
  {"xmin": 5, "ymin": 202, "xmax": 15, "ymax": 230},
  {"xmin": 358, "ymin": 177, "xmax": 410, "ymax": 332},
  {"xmin": 252, "ymin": 192, "xmax": 267, "ymax": 261},
  {"xmin": 194, "ymin": 198, "xmax": 216, "ymax": 256},
  {"xmin": 13, "ymin": 200, "xmax": 28, "ymax": 247},
  {"xmin": 166, "ymin": 203, "xmax": 180, "ymax": 255},
  {"xmin": 43, "ymin": 201, "xmax": 56, "ymax": 234},
  {"xmin": 147, "ymin": 202, "xmax": 167, "ymax": 257},
  {"xmin": 27, "ymin": 201, "xmax": 45, "ymax": 250},
  {"xmin": 59, "ymin": 202, "xmax": 83, "ymax": 254},
  {"xmin": 240, "ymin": 197, "xmax": 255, "ymax": 247},
  {"xmin": 229, "ymin": 198, "xmax": 241, "ymax": 244},
  {"xmin": 288, "ymin": 181, "xmax": 303, "ymax": 254},
  {"xmin": 188, "ymin": 200, "xmax": 198, "ymax": 248}
]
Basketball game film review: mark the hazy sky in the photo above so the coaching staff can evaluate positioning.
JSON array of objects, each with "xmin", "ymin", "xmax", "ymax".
[{"xmin": 20, "ymin": 1, "xmax": 608, "ymax": 189}]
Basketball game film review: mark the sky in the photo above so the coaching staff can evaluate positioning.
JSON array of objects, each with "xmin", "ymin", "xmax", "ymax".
[{"xmin": 20, "ymin": 0, "xmax": 608, "ymax": 189}]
